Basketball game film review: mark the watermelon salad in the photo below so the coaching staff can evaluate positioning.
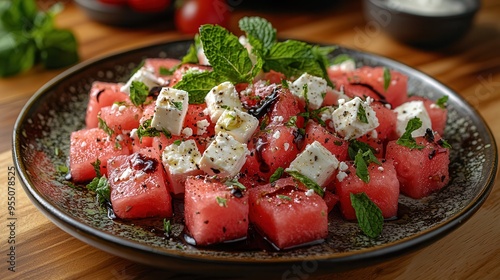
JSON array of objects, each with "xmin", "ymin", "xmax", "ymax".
[{"xmin": 69, "ymin": 17, "xmax": 451, "ymax": 250}]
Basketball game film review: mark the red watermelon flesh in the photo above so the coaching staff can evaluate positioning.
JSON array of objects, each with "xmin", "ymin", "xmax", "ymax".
[{"xmin": 85, "ymin": 82, "xmax": 129, "ymax": 128}]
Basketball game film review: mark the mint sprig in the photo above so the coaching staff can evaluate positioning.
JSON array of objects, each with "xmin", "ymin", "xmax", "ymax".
[
  {"xmin": 287, "ymin": 170, "xmax": 324, "ymax": 197},
  {"xmin": 349, "ymin": 140, "xmax": 381, "ymax": 183},
  {"xmin": 173, "ymin": 71, "xmax": 223, "ymax": 104},
  {"xmin": 350, "ymin": 192, "xmax": 383, "ymax": 238},
  {"xmin": 397, "ymin": 117, "xmax": 425, "ymax": 150},
  {"xmin": 130, "ymin": 81, "xmax": 149, "ymax": 106}
]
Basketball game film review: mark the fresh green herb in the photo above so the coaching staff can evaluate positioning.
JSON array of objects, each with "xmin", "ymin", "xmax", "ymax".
[
  {"xmin": 349, "ymin": 140, "xmax": 381, "ymax": 183},
  {"xmin": 260, "ymin": 115, "xmax": 269, "ymax": 131},
  {"xmin": 98, "ymin": 117, "xmax": 114, "ymax": 137},
  {"xmin": 396, "ymin": 117, "xmax": 425, "ymax": 150},
  {"xmin": 383, "ymin": 67, "xmax": 391, "ymax": 91},
  {"xmin": 181, "ymin": 34, "xmax": 201, "ymax": 64},
  {"xmin": 159, "ymin": 66, "xmax": 175, "ymax": 76},
  {"xmin": 171, "ymin": 100, "xmax": 183, "ymax": 111},
  {"xmin": 173, "ymin": 139, "xmax": 182, "ymax": 146},
  {"xmin": 163, "ymin": 219, "xmax": 172, "ymax": 237},
  {"xmin": 87, "ymin": 176, "xmax": 111, "ymax": 208},
  {"xmin": 129, "ymin": 81, "xmax": 149, "ymax": 106},
  {"xmin": 136, "ymin": 118, "xmax": 171, "ymax": 142},
  {"xmin": 285, "ymin": 116, "xmax": 297, "ymax": 128},
  {"xmin": 57, "ymin": 165, "xmax": 68, "ymax": 174},
  {"xmin": 225, "ymin": 178, "xmax": 246, "ymax": 191},
  {"xmin": 90, "ymin": 159, "xmax": 102, "ymax": 177},
  {"xmin": 239, "ymin": 16, "xmax": 276, "ymax": 54},
  {"xmin": 350, "ymin": 192, "xmax": 383, "ymax": 238},
  {"xmin": 436, "ymin": 96, "xmax": 448, "ymax": 109},
  {"xmin": 269, "ymin": 167, "xmax": 284, "ymax": 183},
  {"xmin": 216, "ymin": 196, "xmax": 228, "ymax": 207},
  {"xmin": 0, "ymin": 0, "xmax": 78, "ymax": 77},
  {"xmin": 354, "ymin": 150, "xmax": 370, "ymax": 183},
  {"xmin": 357, "ymin": 105, "xmax": 369, "ymax": 124},
  {"xmin": 437, "ymin": 138, "xmax": 452, "ymax": 149},
  {"xmin": 281, "ymin": 79, "xmax": 289, "ymax": 89},
  {"xmin": 173, "ymin": 71, "xmax": 223, "ymax": 104},
  {"xmin": 287, "ymin": 170, "xmax": 324, "ymax": 197},
  {"xmin": 277, "ymin": 195, "xmax": 292, "ymax": 201}
]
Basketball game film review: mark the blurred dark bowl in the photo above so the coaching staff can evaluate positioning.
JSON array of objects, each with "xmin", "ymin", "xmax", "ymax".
[
  {"xmin": 74, "ymin": 0, "xmax": 171, "ymax": 27},
  {"xmin": 363, "ymin": 0, "xmax": 480, "ymax": 48}
]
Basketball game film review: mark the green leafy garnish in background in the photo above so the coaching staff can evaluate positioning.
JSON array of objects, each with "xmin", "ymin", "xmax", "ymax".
[
  {"xmin": 0, "ymin": 0, "xmax": 78, "ymax": 77},
  {"xmin": 350, "ymin": 192, "xmax": 383, "ymax": 238}
]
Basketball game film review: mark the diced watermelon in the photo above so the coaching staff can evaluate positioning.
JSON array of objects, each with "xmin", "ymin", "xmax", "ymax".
[
  {"xmin": 303, "ymin": 120, "xmax": 349, "ymax": 162},
  {"xmin": 334, "ymin": 160, "xmax": 400, "ymax": 220},
  {"xmin": 408, "ymin": 96, "xmax": 447, "ymax": 135},
  {"xmin": 85, "ymin": 82, "xmax": 129, "ymax": 128},
  {"xmin": 268, "ymin": 87, "xmax": 305, "ymax": 127},
  {"xmin": 370, "ymin": 101, "xmax": 397, "ymax": 141},
  {"xmin": 248, "ymin": 177, "xmax": 328, "ymax": 249},
  {"xmin": 182, "ymin": 103, "xmax": 214, "ymax": 136},
  {"xmin": 69, "ymin": 128, "xmax": 130, "ymax": 182},
  {"xmin": 107, "ymin": 149, "xmax": 172, "ymax": 219},
  {"xmin": 184, "ymin": 176, "xmax": 249, "ymax": 246},
  {"xmin": 99, "ymin": 102, "xmax": 143, "ymax": 134},
  {"xmin": 238, "ymin": 80, "xmax": 276, "ymax": 108},
  {"xmin": 385, "ymin": 133, "xmax": 450, "ymax": 199}
]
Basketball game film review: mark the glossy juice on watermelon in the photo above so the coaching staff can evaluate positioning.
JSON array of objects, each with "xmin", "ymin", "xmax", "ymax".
[
  {"xmin": 107, "ymin": 148, "xmax": 173, "ymax": 219},
  {"xmin": 184, "ymin": 176, "xmax": 249, "ymax": 246}
]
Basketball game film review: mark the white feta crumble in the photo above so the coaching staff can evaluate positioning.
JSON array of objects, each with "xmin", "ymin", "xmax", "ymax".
[
  {"xmin": 286, "ymin": 140, "xmax": 339, "ymax": 187},
  {"xmin": 215, "ymin": 108, "xmax": 259, "ymax": 143},
  {"xmin": 284, "ymin": 142, "xmax": 290, "ymax": 151},
  {"xmin": 205, "ymin": 82, "xmax": 243, "ymax": 123},
  {"xmin": 338, "ymin": 161, "xmax": 348, "ymax": 171},
  {"xmin": 336, "ymin": 171, "xmax": 348, "ymax": 182},
  {"xmin": 199, "ymin": 132, "xmax": 249, "ymax": 177},
  {"xmin": 305, "ymin": 189, "xmax": 315, "ymax": 197},
  {"xmin": 272, "ymin": 130, "xmax": 281, "ymax": 139},
  {"xmin": 393, "ymin": 100, "xmax": 432, "ymax": 137},
  {"xmin": 332, "ymin": 97, "xmax": 379, "ymax": 140},
  {"xmin": 182, "ymin": 127, "xmax": 193, "ymax": 137},
  {"xmin": 196, "ymin": 119, "xmax": 210, "ymax": 135},
  {"xmin": 289, "ymin": 73, "xmax": 328, "ymax": 110},
  {"xmin": 151, "ymin": 87, "xmax": 189, "ymax": 136},
  {"xmin": 328, "ymin": 59, "xmax": 356, "ymax": 72}
]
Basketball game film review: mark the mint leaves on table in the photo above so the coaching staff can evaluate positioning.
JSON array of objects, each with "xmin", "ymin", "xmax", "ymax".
[
  {"xmin": 0, "ymin": 0, "xmax": 78, "ymax": 77},
  {"xmin": 350, "ymin": 192, "xmax": 383, "ymax": 238},
  {"xmin": 175, "ymin": 16, "xmax": 335, "ymax": 103}
]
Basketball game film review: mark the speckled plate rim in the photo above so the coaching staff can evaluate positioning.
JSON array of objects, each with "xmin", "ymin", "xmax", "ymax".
[{"xmin": 12, "ymin": 39, "xmax": 498, "ymax": 275}]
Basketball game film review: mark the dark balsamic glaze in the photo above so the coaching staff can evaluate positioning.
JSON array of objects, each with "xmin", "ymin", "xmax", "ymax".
[
  {"xmin": 246, "ymin": 88, "xmax": 280, "ymax": 119},
  {"xmin": 131, "ymin": 153, "xmax": 158, "ymax": 173}
]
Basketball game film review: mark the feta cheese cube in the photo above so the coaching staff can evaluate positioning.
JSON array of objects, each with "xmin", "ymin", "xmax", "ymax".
[
  {"xmin": 286, "ymin": 140, "xmax": 339, "ymax": 187},
  {"xmin": 151, "ymin": 87, "xmax": 189, "ymax": 136},
  {"xmin": 200, "ymin": 132, "xmax": 248, "ymax": 177},
  {"xmin": 393, "ymin": 100, "xmax": 432, "ymax": 137},
  {"xmin": 162, "ymin": 139, "xmax": 203, "ymax": 194},
  {"xmin": 289, "ymin": 73, "xmax": 328, "ymax": 110},
  {"xmin": 120, "ymin": 68, "xmax": 164, "ymax": 95},
  {"xmin": 328, "ymin": 59, "xmax": 356, "ymax": 72},
  {"xmin": 215, "ymin": 108, "xmax": 259, "ymax": 143},
  {"xmin": 332, "ymin": 97, "xmax": 379, "ymax": 140},
  {"xmin": 205, "ymin": 82, "xmax": 243, "ymax": 123}
]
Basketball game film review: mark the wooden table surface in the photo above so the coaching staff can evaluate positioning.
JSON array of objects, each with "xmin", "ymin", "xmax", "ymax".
[{"xmin": 1, "ymin": 0, "xmax": 499, "ymax": 279}]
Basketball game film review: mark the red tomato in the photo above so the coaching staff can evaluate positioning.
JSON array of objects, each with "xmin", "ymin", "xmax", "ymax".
[
  {"xmin": 175, "ymin": 0, "xmax": 231, "ymax": 34},
  {"xmin": 128, "ymin": 0, "xmax": 171, "ymax": 13}
]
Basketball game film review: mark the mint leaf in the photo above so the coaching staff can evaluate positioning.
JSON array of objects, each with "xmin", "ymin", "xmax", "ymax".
[
  {"xmin": 354, "ymin": 150, "xmax": 370, "ymax": 183},
  {"xmin": 173, "ymin": 71, "xmax": 222, "ymax": 104},
  {"xmin": 239, "ymin": 16, "xmax": 276, "ymax": 53},
  {"xmin": 436, "ymin": 96, "xmax": 448, "ymax": 109},
  {"xmin": 357, "ymin": 104, "xmax": 369, "ymax": 124},
  {"xmin": 397, "ymin": 117, "xmax": 425, "ymax": 150},
  {"xmin": 350, "ymin": 192, "xmax": 383, "ymax": 238},
  {"xmin": 90, "ymin": 158, "xmax": 102, "ymax": 178},
  {"xmin": 287, "ymin": 170, "xmax": 324, "ymax": 197},
  {"xmin": 264, "ymin": 40, "xmax": 323, "ymax": 79},
  {"xmin": 98, "ymin": 117, "xmax": 114, "ymax": 137},
  {"xmin": 225, "ymin": 178, "xmax": 246, "ymax": 191},
  {"xmin": 137, "ymin": 118, "xmax": 171, "ymax": 142},
  {"xmin": 383, "ymin": 67, "xmax": 391, "ymax": 91},
  {"xmin": 312, "ymin": 45, "xmax": 336, "ymax": 87},
  {"xmin": 277, "ymin": 195, "xmax": 292, "ymax": 201},
  {"xmin": 87, "ymin": 176, "xmax": 111, "ymax": 208},
  {"xmin": 199, "ymin": 24, "xmax": 254, "ymax": 83},
  {"xmin": 163, "ymin": 219, "xmax": 172, "ymax": 237},
  {"xmin": 269, "ymin": 167, "xmax": 284, "ymax": 183},
  {"xmin": 129, "ymin": 81, "xmax": 149, "ymax": 106},
  {"xmin": 332, "ymin": 54, "xmax": 354, "ymax": 65},
  {"xmin": 349, "ymin": 140, "xmax": 381, "ymax": 183},
  {"xmin": 216, "ymin": 196, "xmax": 228, "ymax": 207}
]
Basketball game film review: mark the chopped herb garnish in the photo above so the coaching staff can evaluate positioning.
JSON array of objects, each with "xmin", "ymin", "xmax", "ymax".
[
  {"xmin": 181, "ymin": 34, "xmax": 201, "ymax": 64},
  {"xmin": 269, "ymin": 167, "xmax": 284, "ymax": 183},
  {"xmin": 57, "ymin": 165, "xmax": 68, "ymax": 174},
  {"xmin": 225, "ymin": 178, "xmax": 246, "ymax": 191},
  {"xmin": 332, "ymin": 54, "xmax": 354, "ymax": 65},
  {"xmin": 436, "ymin": 96, "xmax": 448, "ymax": 109},
  {"xmin": 277, "ymin": 194, "xmax": 292, "ymax": 201},
  {"xmin": 354, "ymin": 150, "xmax": 370, "ymax": 183},
  {"xmin": 349, "ymin": 140, "xmax": 381, "ymax": 183},
  {"xmin": 383, "ymin": 67, "xmax": 391, "ymax": 91},
  {"xmin": 163, "ymin": 218, "xmax": 172, "ymax": 237},
  {"xmin": 437, "ymin": 138, "xmax": 452, "ymax": 149},
  {"xmin": 357, "ymin": 104, "xmax": 369, "ymax": 124},
  {"xmin": 350, "ymin": 192, "xmax": 383, "ymax": 238},
  {"xmin": 159, "ymin": 66, "xmax": 175, "ymax": 76},
  {"xmin": 98, "ymin": 117, "xmax": 114, "ymax": 137},
  {"xmin": 285, "ymin": 116, "xmax": 297, "ymax": 127},
  {"xmin": 129, "ymin": 81, "xmax": 149, "ymax": 106},
  {"xmin": 137, "ymin": 118, "xmax": 171, "ymax": 142},
  {"xmin": 287, "ymin": 170, "xmax": 324, "ymax": 197},
  {"xmin": 90, "ymin": 158, "xmax": 102, "ymax": 178},
  {"xmin": 171, "ymin": 100, "xmax": 183, "ymax": 111},
  {"xmin": 173, "ymin": 139, "xmax": 182, "ymax": 146},
  {"xmin": 87, "ymin": 176, "xmax": 110, "ymax": 208},
  {"xmin": 396, "ymin": 117, "xmax": 425, "ymax": 150},
  {"xmin": 173, "ymin": 71, "xmax": 223, "ymax": 104},
  {"xmin": 216, "ymin": 196, "xmax": 228, "ymax": 207}
]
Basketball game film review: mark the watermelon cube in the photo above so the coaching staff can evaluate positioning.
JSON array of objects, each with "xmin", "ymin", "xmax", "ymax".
[
  {"xmin": 107, "ymin": 149, "xmax": 172, "ymax": 219},
  {"xmin": 184, "ymin": 176, "xmax": 249, "ymax": 246},
  {"xmin": 69, "ymin": 128, "xmax": 130, "ymax": 182},
  {"xmin": 248, "ymin": 177, "xmax": 328, "ymax": 249},
  {"xmin": 303, "ymin": 120, "xmax": 349, "ymax": 162},
  {"xmin": 385, "ymin": 133, "xmax": 450, "ymax": 199},
  {"xmin": 99, "ymin": 102, "xmax": 143, "ymax": 134},
  {"xmin": 85, "ymin": 82, "xmax": 129, "ymax": 128},
  {"xmin": 408, "ymin": 96, "xmax": 448, "ymax": 136},
  {"xmin": 334, "ymin": 160, "xmax": 400, "ymax": 220}
]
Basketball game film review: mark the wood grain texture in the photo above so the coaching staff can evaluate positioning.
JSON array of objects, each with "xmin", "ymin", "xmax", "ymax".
[{"xmin": 1, "ymin": 0, "xmax": 499, "ymax": 279}]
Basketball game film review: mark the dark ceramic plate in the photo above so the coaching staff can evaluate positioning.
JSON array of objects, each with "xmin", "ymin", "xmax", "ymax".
[{"xmin": 13, "ymin": 40, "xmax": 497, "ymax": 278}]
